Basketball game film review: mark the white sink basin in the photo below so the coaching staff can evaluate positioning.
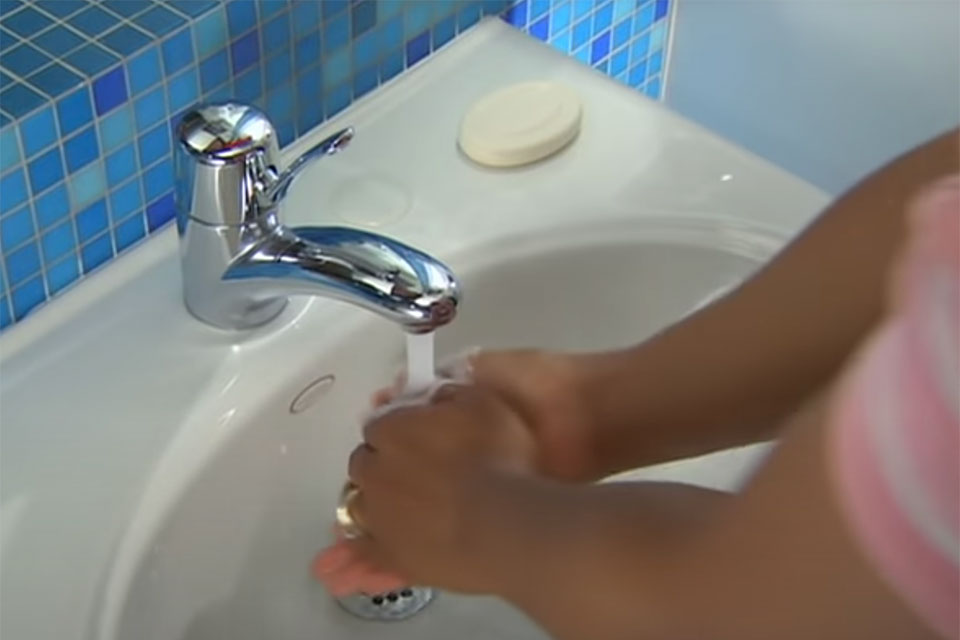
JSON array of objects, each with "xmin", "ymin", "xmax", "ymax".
[
  {"xmin": 105, "ymin": 219, "xmax": 775, "ymax": 640},
  {"xmin": 0, "ymin": 19, "xmax": 828, "ymax": 640}
]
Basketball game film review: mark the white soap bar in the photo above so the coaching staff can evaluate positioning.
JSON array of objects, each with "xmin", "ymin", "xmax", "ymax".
[{"xmin": 458, "ymin": 81, "xmax": 583, "ymax": 168}]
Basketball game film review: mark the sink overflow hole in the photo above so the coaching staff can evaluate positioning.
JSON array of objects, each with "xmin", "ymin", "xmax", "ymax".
[{"xmin": 289, "ymin": 374, "xmax": 336, "ymax": 414}]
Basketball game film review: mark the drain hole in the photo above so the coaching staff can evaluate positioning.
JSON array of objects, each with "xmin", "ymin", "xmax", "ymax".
[{"xmin": 336, "ymin": 586, "xmax": 434, "ymax": 621}]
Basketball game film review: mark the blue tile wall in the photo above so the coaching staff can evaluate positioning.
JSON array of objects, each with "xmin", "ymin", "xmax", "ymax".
[{"xmin": 0, "ymin": 0, "xmax": 671, "ymax": 330}]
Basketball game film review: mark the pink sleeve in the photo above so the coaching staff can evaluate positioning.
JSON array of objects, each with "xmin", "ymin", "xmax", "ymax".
[{"xmin": 829, "ymin": 175, "xmax": 959, "ymax": 639}]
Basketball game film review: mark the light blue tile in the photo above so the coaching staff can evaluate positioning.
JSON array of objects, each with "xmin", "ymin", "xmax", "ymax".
[
  {"xmin": 34, "ymin": 184, "xmax": 69, "ymax": 229},
  {"xmin": 322, "ymin": 47, "xmax": 350, "ymax": 91},
  {"xmin": 193, "ymin": 6, "xmax": 228, "ymax": 59},
  {"xmin": 69, "ymin": 162, "xmax": 106, "ymax": 208},
  {"xmin": 404, "ymin": 1, "xmax": 432, "ymax": 36},
  {"xmin": 613, "ymin": 0, "xmax": 632, "ymax": 20},
  {"xmin": 573, "ymin": 0, "xmax": 592, "ymax": 20},
  {"xmin": 630, "ymin": 31, "xmax": 650, "ymax": 62},
  {"xmin": 46, "ymin": 255, "xmax": 79, "ymax": 293},
  {"xmin": 0, "ymin": 126, "xmax": 19, "ymax": 171},
  {"xmin": 551, "ymin": 1, "xmax": 571, "ymax": 34},
  {"xmin": 99, "ymin": 104, "xmax": 134, "ymax": 152},
  {"xmin": 634, "ymin": 1, "xmax": 654, "ymax": 33},
  {"xmin": 644, "ymin": 75, "xmax": 661, "ymax": 99},
  {"xmin": 105, "ymin": 143, "xmax": 137, "ymax": 186},
  {"xmin": 648, "ymin": 21, "xmax": 665, "ymax": 51},
  {"xmin": 550, "ymin": 28, "xmax": 571, "ymax": 54},
  {"xmin": 648, "ymin": 49, "xmax": 662, "ymax": 74}
]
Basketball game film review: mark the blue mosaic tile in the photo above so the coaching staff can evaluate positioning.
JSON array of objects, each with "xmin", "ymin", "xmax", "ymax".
[
  {"xmin": 590, "ymin": 30, "xmax": 609, "ymax": 63},
  {"xmin": 98, "ymin": 104, "xmax": 133, "ymax": 152},
  {"xmin": 323, "ymin": 11, "xmax": 349, "ymax": 53},
  {"xmin": 3, "ymin": 43, "xmax": 51, "ymax": 77},
  {"xmin": 593, "ymin": 2, "xmax": 612, "ymax": 34},
  {"xmin": 0, "ymin": 167, "xmax": 27, "ymax": 214},
  {"xmin": 93, "ymin": 66, "xmax": 127, "ymax": 115},
  {"xmin": 529, "ymin": 14, "xmax": 548, "ymax": 41},
  {"xmin": 26, "ymin": 64, "xmax": 83, "ymax": 99},
  {"xmin": 63, "ymin": 126, "xmax": 98, "ymax": 173},
  {"xmin": 655, "ymin": 0, "xmax": 669, "ymax": 20},
  {"xmin": 161, "ymin": 27, "xmax": 194, "ymax": 75},
  {"xmin": 5, "ymin": 239, "xmax": 39, "ymax": 287},
  {"xmin": 46, "ymin": 254, "xmax": 78, "ymax": 293},
  {"xmin": 193, "ymin": 6, "xmax": 227, "ymax": 58},
  {"xmin": 321, "ymin": 0, "xmax": 348, "ymax": 20},
  {"xmin": 3, "ymin": 6, "xmax": 52, "ymax": 38},
  {"xmin": 405, "ymin": 30, "xmax": 430, "ymax": 67},
  {"xmin": 137, "ymin": 123, "xmax": 168, "ymax": 167},
  {"xmin": 291, "ymin": 0, "xmax": 319, "ymax": 38},
  {"xmin": 0, "ymin": 205, "xmax": 34, "ymax": 251},
  {"xmin": 19, "ymin": 106, "xmax": 57, "ymax": 158},
  {"xmin": 109, "ymin": 178, "xmax": 141, "ymax": 221},
  {"xmin": 571, "ymin": 15, "xmax": 590, "ymax": 49},
  {"xmin": 114, "ymin": 212, "xmax": 144, "ymax": 250},
  {"xmin": 294, "ymin": 31, "xmax": 318, "ymax": 69},
  {"xmin": 80, "ymin": 231, "xmax": 112, "ymax": 272},
  {"xmin": 99, "ymin": 25, "xmax": 152, "ymax": 57},
  {"xmin": 32, "ymin": 25, "xmax": 85, "ymax": 57},
  {"xmin": 145, "ymin": 190, "xmax": 173, "ymax": 230},
  {"xmin": 0, "ymin": 296, "xmax": 9, "ymax": 329},
  {"xmin": 68, "ymin": 6, "xmax": 119, "ymax": 38},
  {"xmin": 168, "ymin": 0, "xmax": 218, "ymax": 19},
  {"xmin": 69, "ymin": 161, "xmax": 106, "ymax": 208},
  {"xmin": 504, "ymin": 0, "xmax": 526, "ymax": 27},
  {"xmin": 133, "ymin": 86, "xmax": 165, "ymax": 130},
  {"xmin": 265, "ymin": 49, "xmax": 292, "ymax": 90},
  {"xmin": 2, "ymin": 82, "xmax": 44, "ymax": 118},
  {"xmin": 76, "ymin": 198, "xmax": 107, "ymax": 243},
  {"xmin": 225, "ymin": 0, "xmax": 256, "ymax": 35},
  {"xmin": 64, "ymin": 43, "xmax": 118, "ymax": 77},
  {"xmin": 134, "ymin": 4, "xmax": 187, "ymax": 37},
  {"xmin": 352, "ymin": 1, "xmax": 377, "ymax": 38},
  {"xmin": 262, "ymin": 10, "xmax": 289, "ymax": 55},
  {"xmin": 27, "ymin": 146, "xmax": 63, "ymax": 194},
  {"xmin": 142, "ymin": 158, "xmax": 172, "ymax": 202},
  {"xmin": 0, "ymin": 27, "xmax": 16, "ymax": 54},
  {"xmin": 101, "ymin": 0, "xmax": 152, "ymax": 18},
  {"xmin": 34, "ymin": 183, "xmax": 69, "ymax": 229},
  {"xmin": 635, "ymin": 1, "xmax": 654, "ymax": 33},
  {"xmin": 167, "ymin": 67, "xmax": 198, "ymax": 112},
  {"xmin": 199, "ymin": 48, "xmax": 229, "ymax": 92},
  {"xmin": 0, "ymin": 0, "xmax": 22, "ymax": 17},
  {"xmin": 0, "ymin": 125, "xmax": 19, "ymax": 171},
  {"xmin": 104, "ymin": 143, "xmax": 136, "ymax": 186},
  {"xmin": 0, "ymin": 70, "xmax": 9, "ymax": 89},
  {"xmin": 127, "ymin": 46, "xmax": 162, "ymax": 96},
  {"xmin": 11, "ymin": 274, "xmax": 44, "ymax": 319},
  {"xmin": 40, "ymin": 219, "xmax": 75, "ymax": 263},
  {"xmin": 35, "ymin": 0, "xmax": 86, "ymax": 19},
  {"xmin": 379, "ymin": 47, "xmax": 403, "ymax": 82},
  {"xmin": 231, "ymin": 29, "xmax": 259, "ymax": 73},
  {"xmin": 258, "ymin": 0, "xmax": 285, "ymax": 21}
]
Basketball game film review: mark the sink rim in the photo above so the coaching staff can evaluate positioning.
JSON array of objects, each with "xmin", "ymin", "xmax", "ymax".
[{"xmin": 94, "ymin": 212, "xmax": 785, "ymax": 640}]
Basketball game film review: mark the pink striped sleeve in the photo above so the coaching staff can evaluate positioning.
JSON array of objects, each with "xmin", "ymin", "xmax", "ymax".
[{"xmin": 829, "ymin": 175, "xmax": 960, "ymax": 639}]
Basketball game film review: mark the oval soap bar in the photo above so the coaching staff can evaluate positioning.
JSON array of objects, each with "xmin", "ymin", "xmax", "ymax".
[{"xmin": 458, "ymin": 81, "xmax": 583, "ymax": 168}]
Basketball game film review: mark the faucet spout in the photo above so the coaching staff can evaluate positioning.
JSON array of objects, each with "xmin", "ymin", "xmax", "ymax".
[{"xmin": 227, "ymin": 226, "xmax": 459, "ymax": 332}]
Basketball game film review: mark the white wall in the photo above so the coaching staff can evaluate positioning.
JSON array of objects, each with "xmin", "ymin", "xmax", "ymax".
[{"xmin": 665, "ymin": 0, "xmax": 960, "ymax": 195}]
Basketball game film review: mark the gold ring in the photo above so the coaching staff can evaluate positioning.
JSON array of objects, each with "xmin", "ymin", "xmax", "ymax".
[{"xmin": 336, "ymin": 481, "xmax": 365, "ymax": 539}]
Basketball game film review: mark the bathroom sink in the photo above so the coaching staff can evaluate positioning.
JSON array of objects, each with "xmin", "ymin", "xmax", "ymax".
[
  {"xmin": 102, "ymin": 218, "xmax": 776, "ymax": 640},
  {"xmin": 0, "ymin": 19, "xmax": 828, "ymax": 640}
]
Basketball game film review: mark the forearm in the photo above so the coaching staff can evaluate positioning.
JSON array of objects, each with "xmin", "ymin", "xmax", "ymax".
[{"xmin": 578, "ymin": 128, "xmax": 959, "ymax": 476}]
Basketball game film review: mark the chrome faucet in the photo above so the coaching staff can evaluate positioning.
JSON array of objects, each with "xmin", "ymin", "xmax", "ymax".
[{"xmin": 173, "ymin": 102, "xmax": 459, "ymax": 332}]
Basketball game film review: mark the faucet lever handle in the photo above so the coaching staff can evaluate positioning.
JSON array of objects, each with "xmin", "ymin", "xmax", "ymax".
[{"xmin": 262, "ymin": 127, "xmax": 355, "ymax": 205}]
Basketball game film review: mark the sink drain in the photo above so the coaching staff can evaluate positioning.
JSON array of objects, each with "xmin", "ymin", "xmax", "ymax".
[{"xmin": 336, "ymin": 587, "xmax": 434, "ymax": 621}]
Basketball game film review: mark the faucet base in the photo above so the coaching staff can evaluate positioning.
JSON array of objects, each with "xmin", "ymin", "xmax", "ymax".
[{"xmin": 184, "ymin": 295, "xmax": 288, "ymax": 331}]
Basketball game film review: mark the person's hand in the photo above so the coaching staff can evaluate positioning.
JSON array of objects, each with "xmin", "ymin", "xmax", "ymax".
[
  {"xmin": 373, "ymin": 349, "xmax": 600, "ymax": 481},
  {"xmin": 314, "ymin": 384, "xmax": 539, "ymax": 596}
]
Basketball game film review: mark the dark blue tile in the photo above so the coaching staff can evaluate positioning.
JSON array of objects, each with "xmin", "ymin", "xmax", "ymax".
[
  {"xmin": 405, "ymin": 30, "xmax": 429, "ymax": 67},
  {"xmin": 295, "ymin": 101, "xmax": 322, "ymax": 136},
  {"xmin": 321, "ymin": 0, "xmax": 347, "ymax": 19},
  {"xmin": 572, "ymin": 16, "xmax": 590, "ymax": 50},
  {"xmin": 0, "ymin": 26, "xmax": 16, "ymax": 53},
  {"xmin": 11, "ymin": 274, "xmax": 44, "ymax": 318},
  {"xmin": 3, "ymin": 6, "xmax": 53, "ymax": 38},
  {"xmin": 231, "ymin": 30, "xmax": 259, "ymax": 73},
  {"xmin": 265, "ymin": 81, "xmax": 293, "ymax": 119},
  {"xmin": 0, "ymin": 82, "xmax": 44, "ymax": 118},
  {"xmin": 276, "ymin": 118, "xmax": 293, "ymax": 146},
  {"xmin": 351, "ymin": 63, "xmax": 377, "ymax": 99},
  {"xmin": 31, "ymin": 25, "xmax": 84, "ymax": 57},
  {"xmin": 161, "ymin": 26, "xmax": 194, "ymax": 75},
  {"xmin": 0, "ymin": 205, "xmax": 34, "ymax": 251},
  {"xmin": 40, "ymin": 219, "xmax": 74, "ymax": 262},
  {"xmin": 114, "ymin": 212, "xmax": 144, "ymax": 250},
  {"xmin": 68, "ymin": 6, "xmax": 119, "ymax": 37},
  {"xmin": 352, "ymin": 29, "xmax": 377, "ymax": 68},
  {"xmin": 351, "ymin": 0, "xmax": 376, "ymax": 38},
  {"xmin": 294, "ymin": 64, "xmax": 320, "ymax": 104},
  {"xmin": 98, "ymin": 24, "xmax": 151, "ymax": 56},
  {"xmin": 167, "ymin": 0, "xmax": 218, "ymax": 18},
  {"xmin": 503, "ymin": 0, "xmax": 526, "ymax": 27},
  {"xmin": 137, "ymin": 123, "xmax": 169, "ymax": 167},
  {"xmin": 109, "ymin": 178, "xmax": 141, "ymax": 220},
  {"xmin": 0, "ymin": 70, "xmax": 9, "ymax": 89},
  {"xmin": 0, "ymin": 295, "xmax": 10, "ymax": 329},
  {"xmin": 2, "ymin": 43, "xmax": 51, "ymax": 77},
  {"xmin": 57, "ymin": 87, "xmax": 93, "ymax": 136},
  {"xmin": 0, "ymin": 167, "xmax": 27, "ymax": 213},
  {"xmin": 133, "ymin": 5, "xmax": 186, "ymax": 37},
  {"xmin": 18, "ymin": 106, "xmax": 56, "ymax": 157},
  {"xmin": 34, "ymin": 183, "xmax": 69, "ymax": 228},
  {"xmin": 105, "ymin": 143, "xmax": 136, "ymax": 186},
  {"xmin": 26, "ymin": 145, "xmax": 62, "ymax": 193},
  {"xmin": 63, "ymin": 126, "xmax": 98, "ymax": 173},
  {"xmin": 145, "ymin": 190, "xmax": 174, "ymax": 230},
  {"xmin": 264, "ymin": 49, "xmax": 291, "ymax": 90},
  {"xmin": 5, "ymin": 240, "xmax": 40, "ymax": 286},
  {"xmin": 0, "ymin": 121, "xmax": 18, "ymax": 169},
  {"xmin": 199, "ymin": 49, "xmax": 229, "ymax": 91},
  {"xmin": 63, "ymin": 43, "xmax": 119, "ymax": 77},
  {"xmin": 26, "ymin": 63, "xmax": 83, "ymax": 98},
  {"xmin": 80, "ymin": 232, "xmax": 112, "ymax": 272},
  {"xmin": 133, "ymin": 85, "xmax": 165, "ymax": 129},
  {"xmin": 46, "ymin": 254, "xmax": 79, "ymax": 293},
  {"xmin": 529, "ymin": 14, "xmax": 548, "ymax": 41},
  {"xmin": 323, "ymin": 11, "xmax": 348, "ymax": 53},
  {"xmin": 76, "ymin": 198, "xmax": 108, "ymax": 243},
  {"xmin": 593, "ymin": 1, "xmax": 613, "ymax": 33},
  {"xmin": 232, "ymin": 65, "xmax": 261, "ymax": 102},
  {"xmin": 93, "ymin": 65, "xmax": 126, "ymax": 115},
  {"xmin": 35, "ymin": 0, "xmax": 86, "ymax": 19},
  {"xmin": 433, "ymin": 14, "xmax": 455, "ymax": 48},
  {"xmin": 127, "ymin": 46, "xmax": 161, "ymax": 95},
  {"xmin": 654, "ymin": 0, "xmax": 668, "ymax": 20},
  {"xmin": 458, "ymin": 1, "xmax": 482, "ymax": 31},
  {"xmin": 291, "ymin": 0, "xmax": 318, "ymax": 37},
  {"xmin": 294, "ymin": 31, "xmax": 319, "ymax": 68},
  {"xmin": 225, "ymin": 0, "xmax": 255, "ymax": 35},
  {"xmin": 143, "ymin": 158, "xmax": 172, "ymax": 202},
  {"xmin": 167, "ymin": 68, "xmax": 197, "ymax": 112},
  {"xmin": 102, "ymin": 0, "xmax": 152, "ymax": 18},
  {"xmin": 0, "ymin": 0, "xmax": 22, "ymax": 17},
  {"xmin": 590, "ymin": 30, "xmax": 610, "ymax": 63},
  {"xmin": 262, "ymin": 10, "xmax": 290, "ymax": 55}
]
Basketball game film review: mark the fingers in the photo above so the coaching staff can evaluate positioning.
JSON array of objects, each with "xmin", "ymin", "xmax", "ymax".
[
  {"xmin": 347, "ymin": 445, "xmax": 375, "ymax": 487},
  {"xmin": 312, "ymin": 543, "xmax": 409, "ymax": 597}
]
